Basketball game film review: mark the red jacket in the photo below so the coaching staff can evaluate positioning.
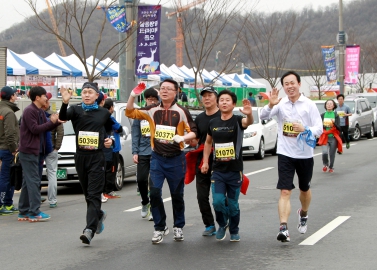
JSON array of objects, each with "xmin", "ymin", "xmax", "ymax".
[{"xmin": 318, "ymin": 126, "xmax": 343, "ymax": 153}]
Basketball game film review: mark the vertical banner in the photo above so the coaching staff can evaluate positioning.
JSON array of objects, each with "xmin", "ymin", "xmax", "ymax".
[
  {"xmin": 135, "ymin": 5, "xmax": 161, "ymax": 76},
  {"xmin": 321, "ymin": 45, "xmax": 337, "ymax": 83},
  {"xmin": 102, "ymin": 6, "xmax": 131, "ymax": 33},
  {"xmin": 345, "ymin": 45, "xmax": 360, "ymax": 84}
]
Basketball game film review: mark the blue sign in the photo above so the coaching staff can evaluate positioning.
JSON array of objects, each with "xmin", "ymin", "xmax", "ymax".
[{"xmin": 102, "ymin": 6, "xmax": 131, "ymax": 33}]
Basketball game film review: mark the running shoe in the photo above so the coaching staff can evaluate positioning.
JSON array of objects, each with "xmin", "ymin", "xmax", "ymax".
[
  {"xmin": 96, "ymin": 210, "xmax": 107, "ymax": 234},
  {"xmin": 151, "ymin": 226, "xmax": 169, "ymax": 244},
  {"xmin": 101, "ymin": 193, "xmax": 108, "ymax": 203},
  {"xmin": 346, "ymin": 142, "xmax": 350, "ymax": 149},
  {"xmin": 18, "ymin": 214, "xmax": 30, "ymax": 221},
  {"xmin": 41, "ymin": 197, "xmax": 47, "ymax": 203},
  {"xmin": 329, "ymin": 168, "xmax": 334, "ymax": 173},
  {"xmin": 173, "ymin": 227, "xmax": 184, "ymax": 241},
  {"xmin": 202, "ymin": 225, "xmax": 216, "ymax": 236},
  {"xmin": 80, "ymin": 229, "xmax": 93, "ymax": 245},
  {"xmin": 230, "ymin": 234, "xmax": 240, "ymax": 242},
  {"xmin": 0, "ymin": 205, "xmax": 14, "ymax": 215},
  {"xmin": 104, "ymin": 191, "xmax": 121, "ymax": 199},
  {"xmin": 5, "ymin": 205, "xmax": 19, "ymax": 213},
  {"xmin": 141, "ymin": 203, "xmax": 150, "ymax": 218},
  {"xmin": 29, "ymin": 212, "xmax": 51, "ymax": 222},
  {"xmin": 322, "ymin": 166, "xmax": 328, "ymax": 172},
  {"xmin": 216, "ymin": 226, "xmax": 227, "ymax": 241},
  {"xmin": 297, "ymin": 208, "xmax": 308, "ymax": 234},
  {"xmin": 277, "ymin": 225, "xmax": 290, "ymax": 242},
  {"xmin": 49, "ymin": 203, "xmax": 57, "ymax": 208},
  {"xmin": 148, "ymin": 211, "xmax": 153, "ymax": 221}
]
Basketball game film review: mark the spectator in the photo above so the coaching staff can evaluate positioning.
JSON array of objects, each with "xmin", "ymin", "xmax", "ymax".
[{"xmin": 247, "ymin": 92, "xmax": 257, "ymax": 107}]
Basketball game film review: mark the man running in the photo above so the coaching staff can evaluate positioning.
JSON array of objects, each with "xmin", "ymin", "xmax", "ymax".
[{"xmin": 335, "ymin": 94, "xmax": 352, "ymax": 150}]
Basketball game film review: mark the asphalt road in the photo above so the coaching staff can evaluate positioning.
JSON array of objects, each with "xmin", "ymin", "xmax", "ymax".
[{"xmin": 2, "ymin": 137, "xmax": 377, "ymax": 270}]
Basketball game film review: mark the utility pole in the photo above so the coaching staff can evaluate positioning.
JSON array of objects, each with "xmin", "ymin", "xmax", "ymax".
[
  {"xmin": 338, "ymin": 0, "xmax": 346, "ymax": 95},
  {"xmin": 119, "ymin": 0, "xmax": 136, "ymax": 101}
]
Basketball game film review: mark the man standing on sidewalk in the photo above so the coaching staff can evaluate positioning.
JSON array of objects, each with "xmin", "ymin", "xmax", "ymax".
[
  {"xmin": 335, "ymin": 94, "xmax": 352, "ymax": 150},
  {"xmin": 0, "ymin": 86, "xmax": 20, "ymax": 215},
  {"xmin": 260, "ymin": 71, "xmax": 322, "ymax": 243}
]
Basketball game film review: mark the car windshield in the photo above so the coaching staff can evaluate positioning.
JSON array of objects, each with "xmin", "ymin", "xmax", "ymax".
[
  {"xmin": 233, "ymin": 110, "xmax": 259, "ymax": 124},
  {"xmin": 344, "ymin": 101, "xmax": 355, "ymax": 113},
  {"xmin": 364, "ymin": 96, "xmax": 377, "ymax": 108},
  {"xmin": 63, "ymin": 121, "xmax": 75, "ymax": 135}
]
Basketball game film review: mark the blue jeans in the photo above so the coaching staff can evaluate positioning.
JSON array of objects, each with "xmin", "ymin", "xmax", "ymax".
[
  {"xmin": 149, "ymin": 152, "xmax": 186, "ymax": 231},
  {"xmin": 211, "ymin": 171, "xmax": 242, "ymax": 234},
  {"xmin": 18, "ymin": 152, "xmax": 44, "ymax": 216},
  {"xmin": 0, "ymin": 150, "xmax": 15, "ymax": 206}
]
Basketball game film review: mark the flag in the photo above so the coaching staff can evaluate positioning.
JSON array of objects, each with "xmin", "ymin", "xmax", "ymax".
[
  {"xmin": 102, "ymin": 6, "xmax": 131, "ymax": 33},
  {"xmin": 345, "ymin": 45, "xmax": 360, "ymax": 84},
  {"xmin": 321, "ymin": 45, "xmax": 337, "ymax": 84}
]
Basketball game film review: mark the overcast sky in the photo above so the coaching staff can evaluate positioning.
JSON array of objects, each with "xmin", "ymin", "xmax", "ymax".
[{"xmin": 0, "ymin": 0, "xmax": 350, "ymax": 34}]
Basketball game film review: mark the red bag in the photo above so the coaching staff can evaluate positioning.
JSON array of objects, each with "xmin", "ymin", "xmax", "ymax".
[{"xmin": 240, "ymin": 175, "xmax": 250, "ymax": 195}]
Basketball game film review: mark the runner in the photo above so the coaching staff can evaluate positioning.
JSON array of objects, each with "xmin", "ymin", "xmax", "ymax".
[
  {"xmin": 126, "ymin": 79, "xmax": 197, "ymax": 244},
  {"xmin": 201, "ymin": 90, "xmax": 253, "ymax": 242},
  {"xmin": 260, "ymin": 71, "xmax": 322, "ymax": 243},
  {"xmin": 335, "ymin": 94, "xmax": 352, "ymax": 150},
  {"xmin": 59, "ymin": 82, "xmax": 114, "ymax": 245}
]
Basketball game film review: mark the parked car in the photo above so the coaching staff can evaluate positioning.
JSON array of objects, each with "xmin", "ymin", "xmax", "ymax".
[
  {"xmin": 313, "ymin": 99, "xmax": 334, "ymax": 115},
  {"xmin": 233, "ymin": 107, "xmax": 278, "ymax": 159},
  {"xmin": 344, "ymin": 96, "xmax": 374, "ymax": 140},
  {"xmin": 350, "ymin": 93, "xmax": 377, "ymax": 136},
  {"xmin": 42, "ymin": 101, "xmax": 137, "ymax": 190}
]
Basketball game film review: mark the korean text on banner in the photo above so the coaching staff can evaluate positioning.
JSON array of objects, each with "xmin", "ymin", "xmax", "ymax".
[
  {"xmin": 345, "ymin": 45, "xmax": 360, "ymax": 84},
  {"xmin": 135, "ymin": 5, "xmax": 161, "ymax": 76},
  {"xmin": 102, "ymin": 6, "xmax": 131, "ymax": 33},
  {"xmin": 321, "ymin": 45, "xmax": 337, "ymax": 84}
]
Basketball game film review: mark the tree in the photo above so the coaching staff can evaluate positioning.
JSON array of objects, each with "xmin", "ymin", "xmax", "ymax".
[
  {"xmin": 24, "ymin": 0, "xmax": 141, "ymax": 83},
  {"xmin": 298, "ymin": 42, "xmax": 336, "ymax": 100},
  {"xmin": 171, "ymin": 0, "xmax": 250, "ymax": 106},
  {"xmin": 240, "ymin": 11, "xmax": 308, "ymax": 88}
]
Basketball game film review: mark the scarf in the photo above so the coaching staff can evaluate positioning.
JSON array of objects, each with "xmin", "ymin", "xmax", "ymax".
[{"xmin": 81, "ymin": 102, "xmax": 98, "ymax": 111}]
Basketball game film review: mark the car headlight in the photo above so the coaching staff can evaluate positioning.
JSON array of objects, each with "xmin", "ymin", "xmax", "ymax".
[{"xmin": 244, "ymin": 131, "xmax": 257, "ymax": 138}]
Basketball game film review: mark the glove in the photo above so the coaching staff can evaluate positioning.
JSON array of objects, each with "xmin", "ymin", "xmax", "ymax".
[
  {"xmin": 130, "ymin": 82, "xmax": 147, "ymax": 97},
  {"xmin": 172, "ymin": 135, "xmax": 184, "ymax": 143}
]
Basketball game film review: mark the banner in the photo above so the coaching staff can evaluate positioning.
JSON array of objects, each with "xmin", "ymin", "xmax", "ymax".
[
  {"xmin": 345, "ymin": 45, "xmax": 360, "ymax": 84},
  {"xmin": 102, "ymin": 6, "xmax": 131, "ymax": 33},
  {"xmin": 321, "ymin": 46, "xmax": 337, "ymax": 84},
  {"xmin": 135, "ymin": 5, "xmax": 161, "ymax": 76}
]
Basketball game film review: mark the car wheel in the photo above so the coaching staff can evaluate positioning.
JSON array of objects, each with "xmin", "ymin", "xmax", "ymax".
[
  {"xmin": 114, "ymin": 159, "xmax": 124, "ymax": 191},
  {"xmin": 351, "ymin": 125, "xmax": 361, "ymax": 141},
  {"xmin": 366, "ymin": 124, "xmax": 374, "ymax": 139},
  {"xmin": 254, "ymin": 138, "xmax": 265, "ymax": 160},
  {"xmin": 270, "ymin": 138, "xmax": 278, "ymax": 156}
]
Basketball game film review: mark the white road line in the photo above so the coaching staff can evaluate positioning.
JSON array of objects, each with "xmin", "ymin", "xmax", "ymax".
[
  {"xmin": 244, "ymin": 167, "xmax": 274, "ymax": 176},
  {"xmin": 123, "ymin": 197, "xmax": 172, "ymax": 212},
  {"xmin": 299, "ymin": 216, "xmax": 350, "ymax": 245}
]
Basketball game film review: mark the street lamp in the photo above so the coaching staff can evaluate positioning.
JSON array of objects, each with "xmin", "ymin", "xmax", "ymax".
[
  {"xmin": 215, "ymin": 51, "xmax": 221, "ymax": 71},
  {"xmin": 338, "ymin": 0, "xmax": 346, "ymax": 95}
]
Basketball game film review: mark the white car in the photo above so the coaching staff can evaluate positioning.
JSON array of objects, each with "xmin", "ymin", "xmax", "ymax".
[
  {"xmin": 233, "ymin": 107, "xmax": 278, "ymax": 159},
  {"xmin": 42, "ymin": 102, "xmax": 137, "ymax": 190}
]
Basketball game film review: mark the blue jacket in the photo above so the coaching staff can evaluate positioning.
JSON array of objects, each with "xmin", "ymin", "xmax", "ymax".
[
  {"xmin": 110, "ymin": 115, "xmax": 121, "ymax": 153},
  {"xmin": 131, "ymin": 119, "xmax": 152, "ymax": 156}
]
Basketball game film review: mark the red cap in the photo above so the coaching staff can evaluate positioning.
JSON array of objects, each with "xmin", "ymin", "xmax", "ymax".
[{"xmin": 46, "ymin": 92, "xmax": 52, "ymax": 100}]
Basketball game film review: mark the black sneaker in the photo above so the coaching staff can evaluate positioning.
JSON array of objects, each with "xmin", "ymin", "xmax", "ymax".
[{"xmin": 80, "ymin": 229, "xmax": 93, "ymax": 245}]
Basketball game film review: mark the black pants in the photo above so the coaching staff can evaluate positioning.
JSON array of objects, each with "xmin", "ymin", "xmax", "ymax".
[
  {"xmin": 75, "ymin": 151, "xmax": 106, "ymax": 235},
  {"xmin": 340, "ymin": 126, "xmax": 350, "ymax": 143},
  {"xmin": 104, "ymin": 152, "xmax": 119, "ymax": 194},
  {"xmin": 195, "ymin": 158, "xmax": 215, "ymax": 227},
  {"xmin": 136, "ymin": 155, "xmax": 151, "ymax": 206}
]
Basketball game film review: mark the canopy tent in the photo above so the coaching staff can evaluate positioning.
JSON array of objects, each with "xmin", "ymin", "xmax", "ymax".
[
  {"xmin": 229, "ymin": 73, "xmax": 266, "ymax": 89},
  {"xmin": 86, "ymin": 56, "xmax": 118, "ymax": 77},
  {"xmin": 7, "ymin": 49, "xmax": 36, "ymax": 75},
  {"xmin": 160, "ymin": 64, "xmax": 184, "ymax": 82},
  {"xmin": 198, "ymin": 69, "xmax": 226, "ymax": 86},
  {"xmin": 210, "ymin": 71, "xmax": 239, "ymax": 87},
  {"xmin": 45, "ymin": 53, "xmax": 83, "ymax": 77},
  {"xmin": 242, "ymin": 73, "xmax": 266, "ymax": 88},
  {"xmin": 169, "ymin": 64, "xmax": 195, "ymax": 84},
  {"xmin": 10, "ymin": 50, "xmax": 71, "ymax": 76},
  {"xmin": 179, "ymin": 66, "xmax": 212, "ymax": 85}
]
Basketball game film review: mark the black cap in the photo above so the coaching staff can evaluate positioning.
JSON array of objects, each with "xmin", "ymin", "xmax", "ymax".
[
  {"xmin": 82, "ymin": 82, "xmax": 99, "ymax": 93},
  {"xmin": 1, "ymin": 86, "xmax": 17, "ymax": 100},
  {"xmin": 143, "ymin": 87, "xmax": 159, "ymax": 99},
  {"xmin": 200, "ymin": 86, "xmax": 217, "ymax": 96}
]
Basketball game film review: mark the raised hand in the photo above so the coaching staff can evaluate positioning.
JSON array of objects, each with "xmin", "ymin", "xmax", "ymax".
[
  {"xmin": 239, "ymin": 99, "xmax": 252, "ymax": 116},
  {"xmin": 269, "ymin": 88, "xmax": 281, "ymax": 107},
  {"xmin": 60, "ymin": 86, "xmax": 72, "ymax": 104},
  {"xmin": 130, "ymin": 82, "xmax": 147, "ymax": 97}
]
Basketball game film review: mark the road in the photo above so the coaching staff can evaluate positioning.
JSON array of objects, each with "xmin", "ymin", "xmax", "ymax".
[{"xmin": 2, "ymin": 137, "xmax": 377, "ymax": 270}]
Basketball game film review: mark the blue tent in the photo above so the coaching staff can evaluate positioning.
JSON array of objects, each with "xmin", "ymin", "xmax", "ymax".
[{"xmin": 45, "ymin": 53, "xmax": 83, "ymax": 77}]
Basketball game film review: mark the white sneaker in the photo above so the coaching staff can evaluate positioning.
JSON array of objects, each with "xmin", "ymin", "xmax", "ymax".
[
  {"xmin": 101, "ymin": 193, "xmax": 108, "ymax": 203},
  {"xmin": 173, "ymin": 227, "xmax": 184, "ymax": 241},
  {"xmin": 148, "ymin": 211, "xmax": 153, "ymax": 221},
  {"xmin": 151, "ymin": 226, "xmax": 169, "ymax": 244},
  {"xmin": 141, "ymin": 203, "xmax": 150, "ymax": 218},
  {"xmin": 297, "ymin": 208, "xmax": 308, "ymax": 234}
]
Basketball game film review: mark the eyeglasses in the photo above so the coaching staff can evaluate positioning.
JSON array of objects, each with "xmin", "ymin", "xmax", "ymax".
[{"xmin": 160, "ymin": 87, "xmax": 176, "ymax": 92}]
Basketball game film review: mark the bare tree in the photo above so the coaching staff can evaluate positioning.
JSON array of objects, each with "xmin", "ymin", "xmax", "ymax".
[
  {"xmin": 298, "ymin": 42, "xmax": 337, "ymax": 100},
  {"xmin": 24, "ymin": 0, "xmax": 143, "ymax": 82},
  {"xmin": 170, "ymin": 0, "xmax": 251, "ymax": 105},
  {"xmin": 240, "ymin": 11, "xmax": 308, "ymax": 88},
  {"xmin": 355, "ymin": 47, "xmax": 377, "ymax": 93}
]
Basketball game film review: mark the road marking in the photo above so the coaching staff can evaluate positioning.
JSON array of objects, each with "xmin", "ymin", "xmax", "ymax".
[
  {"xmin": 244, "ymin": 167, "xmax": 274, "ymax": 176},
  {"xmin": 124, "ymin": 197, "xmax": 171, "ymax": 212},
  {"xmin": 299, "ymin": 216, "xmax": 350, "ymax": 245}
]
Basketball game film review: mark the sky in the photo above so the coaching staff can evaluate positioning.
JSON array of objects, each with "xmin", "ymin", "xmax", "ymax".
[{"xmin": 0, "ymin": 0, "xmax": 348, "ymax": 34}]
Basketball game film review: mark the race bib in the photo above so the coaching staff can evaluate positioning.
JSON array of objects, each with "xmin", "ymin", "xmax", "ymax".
[
  {"xmin": 323, "ymin": 118, "xmax": 333, "ymax": 128},
  {"xmin": 78, "ymin": 131, "xmax": 99, "ymax": 150},
  {"xmin": 140, "ymin": 120, "xmax": 151, "ymax": 137},
  {"xmin": 337, "ymin": 111, "xmax": 345, "ymax": 118},
  {"xmin": 282, "ymin": 119, "xmax": 301, "ymax": 137},
  {"xmin": 215, "ymin": 142, "xmax": 235, "ymax": 161},
  {"xmin": 155, "ymin": 125, "xmax": 175, "ymax": 144}
]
